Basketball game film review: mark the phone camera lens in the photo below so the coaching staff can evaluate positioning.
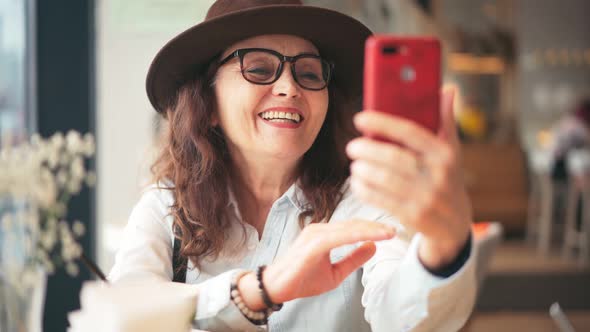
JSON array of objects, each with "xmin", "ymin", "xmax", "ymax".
[{"xmin": 383, "ymin": 46, "xmax": 398, "ymax": 54}]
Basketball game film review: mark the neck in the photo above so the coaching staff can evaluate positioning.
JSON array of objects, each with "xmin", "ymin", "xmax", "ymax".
[{"xmin": 229, "ymin": 148, "xmax": 300, "ymax": 212}]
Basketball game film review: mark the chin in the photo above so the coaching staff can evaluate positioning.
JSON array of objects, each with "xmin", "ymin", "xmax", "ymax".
[{"xmin": 266, "ymin": 145, "xmax": 308, "ymax": 161}]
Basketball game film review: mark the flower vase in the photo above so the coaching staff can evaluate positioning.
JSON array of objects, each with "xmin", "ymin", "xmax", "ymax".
[
  {"xmin": 0, "ymin": 267, "xmax": 47, "ymax": 332},
  {"xmin": 1, "ymin": 196, "xmax": 46, "ymax": 332}
]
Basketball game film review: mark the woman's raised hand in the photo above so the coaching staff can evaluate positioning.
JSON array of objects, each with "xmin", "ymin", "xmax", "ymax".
[
  {"xmin": 238, "ymin": 220, "xmax": 395, "ymax": 309},
  {"xmin": 346, "ymin": 89, "xmax": 473, "ymax": 270}
]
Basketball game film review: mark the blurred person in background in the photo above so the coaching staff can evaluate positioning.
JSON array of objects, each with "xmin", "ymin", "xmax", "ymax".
[
  {"xmin": 550, "ymin": 98, "xmax": 590, "ymax": 181},
  {"xmin": 108, "ymin": 0, "xmax": 476, "ymax": 331},
  {"xmin": 549, "ymin": 98, "xmax": 590, "ymax": 229}
]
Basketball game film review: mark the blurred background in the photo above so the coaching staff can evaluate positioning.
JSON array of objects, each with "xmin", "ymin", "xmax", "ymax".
[{"xmin": 1, "ymin": 0, "xmax": 589, "ymax": 331}]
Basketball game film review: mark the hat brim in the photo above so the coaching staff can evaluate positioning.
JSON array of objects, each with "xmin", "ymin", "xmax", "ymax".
[{"xmin": 146, "ymin": 5, "xmax": 372, "ymax": 113}]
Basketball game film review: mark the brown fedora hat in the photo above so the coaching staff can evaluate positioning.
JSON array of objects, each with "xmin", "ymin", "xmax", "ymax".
[{"xmin": 146, "ymin": 0, "xmax": 372, "ymax": 113}]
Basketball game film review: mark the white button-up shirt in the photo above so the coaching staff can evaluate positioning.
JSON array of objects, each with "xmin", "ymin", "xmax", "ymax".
[{"xmin": 109, "ymin": 179, "xmax": 477, "ymax": 331}]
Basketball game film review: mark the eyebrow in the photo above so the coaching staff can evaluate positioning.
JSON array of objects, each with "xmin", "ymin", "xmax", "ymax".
[{"xmin": 234, "ymin": 47, "xmax": 320, "ymax": 57}]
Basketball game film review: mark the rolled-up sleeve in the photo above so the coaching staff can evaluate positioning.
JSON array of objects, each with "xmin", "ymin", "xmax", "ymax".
[
  {"xmin": 108, "ymin": 187, "xmax": 265, "ymax": 332},
  {"xmin": 361, "ymin": 218, "xmax": 477, "ymax": 332}
]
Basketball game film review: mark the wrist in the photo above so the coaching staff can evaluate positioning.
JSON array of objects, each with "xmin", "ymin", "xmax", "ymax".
[
  {"xmin": 262, "ymin": 264, "xmax": 288, "ymax": 304},
  {"xmin": 237, "ymin": 272, "xmax": 267, "ymax": 311},
  {"xmin": 418, "ymin": 234, "xmax": 469, "ymax": 271}
]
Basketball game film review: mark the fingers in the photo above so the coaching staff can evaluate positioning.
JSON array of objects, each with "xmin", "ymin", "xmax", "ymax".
[
  {"xmin": 350, "ymin": 172, "xmax": 457, "ymax": 236},
  {"xmin": 350, "ymin": 175, "xmax": 407, "ymax": 215},
  {"xmin": 331, "ymin": 241, "xmax": 376, "ymax": 283},
  {"xmin": 438, "ymin": 88, "xmax": 461, "ymax": 149},
  {"xmin": 307, "ymin": 220, "xmax": 395, "ymax": 252},
  {"xmin": 353, "ymin": 111, "xmax": 445, "ymax": 159},
  {"xmin": 350, "ymin": 160, "xmax": 416, "ymax": 197},
  {"xmin": 347, "ymin": 137, "xmax": 419, "ymax": 178}
]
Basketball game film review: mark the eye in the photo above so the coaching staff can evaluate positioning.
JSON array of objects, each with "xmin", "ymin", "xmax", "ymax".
[
  {"xmin": 243, "ymin": 60, "xmax": 275, "ymax": 80},
  {"xmin": 246, "ymin": 67, "xmax": 273, "ymax": 76},
  {"xmin": 298, "ymin": 72, "xmax": 321, "ymax": 82}
]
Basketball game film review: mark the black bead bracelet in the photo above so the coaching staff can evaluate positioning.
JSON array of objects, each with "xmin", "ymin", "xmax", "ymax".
[{"xmin": 256, "ymin": 265, "xmax": 283, "ymax": 312}]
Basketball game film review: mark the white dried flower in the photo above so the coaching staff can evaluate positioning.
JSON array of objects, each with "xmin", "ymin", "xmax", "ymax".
[
  {"xmin": 59, "ymin": 154, "xmax": 71, "ymax": 167},
  {"xmin": 61, "ymin": 242, "xmax": 76, "ymax": 262},
  {"xmin": 61, "ymin": 240, "xmax": 82, "ymax": 262},
  {"xmin": 40, "ymin": 229, "xmax": 57, "ymax": 250},
  {"xmin": 53, "ymin": 202, "xmax": 67, "ymax": 217},
  {"xmin": 65, "ymin": 262, "xmax": 79, "ymax": 277},
  {"xmin": 60, "ymin": 225, "xmax": 75, "ymax": 249},
  {"xmin": 50, "ymin": 132, "xmax": 65, "ymax": 150},
  {"xmin": 67, "ymin": 179, "xmax": 82, "ymax": 194},
  {"xmin": 85, "ymin": 171, "xmax": 97, "ymax": 187},
  {"xmin": 30, "ymin": 133, "xmax": 41, "ymax": 147},
  {"xmin": 37, "ymin": 247, "xmax": 50, "ymax": 261},
  {"xmin": 59, "ymin": 220, "xmax": 72, "ymax": 236},
  {"xmin": 70, "ymin": 156, "xmax": 85, "ymax": 180},
  {"xmin": 45, "ymin": 260, "xmax": 55, "ymax": 274},
  {"xmin": 36, "ymin": 167, "xmax": 57, "ymax": 209},
  {"xmin": 56, "ymin": 169, "xmax": 68, "ymax": 186},
  {"xmin": 82, "ymin": 133, "xmax": 95, "ymax": 157},
  {"xmin": 72, "ymin": 220, "xmax": 85, "ymax": 237},
  {"xmin": 47, "ymin": 146, "xmax": 60, "ymax": 170},
  {"xmin": 1, "ymin": 130, "xmax": 94, "ymax": 282},
  {"xmin": 47, "ymin": 217, "xmax": 58, "ymax": 231},
  {"xmin": 66, "ymin": 130, "xmax": 83, "ymax": 154}
]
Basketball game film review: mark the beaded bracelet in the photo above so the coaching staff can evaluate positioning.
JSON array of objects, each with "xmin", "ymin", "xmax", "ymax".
[
  {"xmin": 256, "ymin": 265, "xmax": 283, "ymax": 312},
  {"xmin": 230, "ymin": 270, "xmax": 269, "ymax": 325}
]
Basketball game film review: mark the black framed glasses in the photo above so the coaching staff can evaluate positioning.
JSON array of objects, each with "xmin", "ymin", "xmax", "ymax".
[{"xmin": 219, "ymin": 48, "xmax": 333, "ymax": 91}]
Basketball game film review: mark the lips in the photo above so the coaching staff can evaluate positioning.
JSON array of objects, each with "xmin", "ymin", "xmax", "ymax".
[
  {"xmin": 257, "ymin": 107, "xmax": 304, "ymax": 129},
  {"xmin": 257, "ymin": 107, "xmax": 305, "ymax": 124}
]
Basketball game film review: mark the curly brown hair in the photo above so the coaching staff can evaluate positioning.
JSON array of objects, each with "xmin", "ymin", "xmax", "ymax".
[{"xmin": 151, "ymin": 58, "xmax": 359, "ymax": 269}]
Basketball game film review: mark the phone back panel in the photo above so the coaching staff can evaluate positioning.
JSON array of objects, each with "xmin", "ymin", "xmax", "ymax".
[{"xmin": 363, "ymin": 35, "xmax": 441, "ymax": 133}]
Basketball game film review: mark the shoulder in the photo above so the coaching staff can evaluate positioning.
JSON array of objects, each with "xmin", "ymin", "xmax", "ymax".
[
  {"xmin": 138, "ymin": 180, "xmax": 175, "ymax": 209},
  {"xmin": 127, "ymin": 181, "xmax": 176, "ymax": 232}
]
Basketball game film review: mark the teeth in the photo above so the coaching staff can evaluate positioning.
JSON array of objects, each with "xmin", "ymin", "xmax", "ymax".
[{"xmin": 259, "ymin": 111, "xmax": 301, "ymax": 123}]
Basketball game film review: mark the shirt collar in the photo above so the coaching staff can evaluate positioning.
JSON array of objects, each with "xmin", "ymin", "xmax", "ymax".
[{"xmin": 226, "ymin": 180, "xmax": 308, "ymax": 213}]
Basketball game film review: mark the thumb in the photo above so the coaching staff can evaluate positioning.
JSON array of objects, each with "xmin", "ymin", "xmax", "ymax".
[{"xmin": 332, "ymin": 241, "xmax": 377, "ymax": 283}]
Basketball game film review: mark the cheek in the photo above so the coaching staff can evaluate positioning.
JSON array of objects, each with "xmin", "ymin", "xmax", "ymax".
[
  {"xmin": 311, "ymin": 92, "xmax": 329, "ymax": 124},
  {"xmin": 214, "ymin": 78, "xmax": 265, "ymax": 129}
]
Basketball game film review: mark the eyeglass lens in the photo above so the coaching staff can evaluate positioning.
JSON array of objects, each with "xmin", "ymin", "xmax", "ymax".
[{"xmin": 241, "ymin": 51, "xmax": 329, "ymax": 90}]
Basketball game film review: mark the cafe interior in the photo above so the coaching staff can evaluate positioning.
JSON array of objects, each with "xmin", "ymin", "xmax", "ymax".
[{"xmin": 1, "ymin": 0, "xmax": 589, "ymax": 331}]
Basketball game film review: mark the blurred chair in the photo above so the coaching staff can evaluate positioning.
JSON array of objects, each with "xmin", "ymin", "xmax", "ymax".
[
  {"xmin": 473, "ymin": 222, "xmax": 503, "ymax": 286},
  {"xmin": 526, "ymin": 148, "xmax": 560, "ymax": 255},
  {"xmin": 562, "ymin": 148, "xmax": 590, "ymax": 264}
]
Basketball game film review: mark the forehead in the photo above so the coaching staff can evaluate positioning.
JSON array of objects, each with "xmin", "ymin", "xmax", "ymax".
[{"xmin": 222, "ymin": 34, "xmax": 320, "ymax": 58}]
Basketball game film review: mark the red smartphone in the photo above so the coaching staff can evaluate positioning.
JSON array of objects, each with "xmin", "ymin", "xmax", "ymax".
[{"xmin": 363, "ymin": 35, "xmax": 441, "ymax": 135}]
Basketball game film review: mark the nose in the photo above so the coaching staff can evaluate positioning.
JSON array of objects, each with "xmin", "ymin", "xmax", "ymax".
[{"xmin": 271, "ymin": 63, "xmax": 301, "ymax": 98}]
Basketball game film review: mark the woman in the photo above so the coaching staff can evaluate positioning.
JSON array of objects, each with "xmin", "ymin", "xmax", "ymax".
[{"xmin": 109, "ymin": 1, "xmax": 476, "ymax": 331}]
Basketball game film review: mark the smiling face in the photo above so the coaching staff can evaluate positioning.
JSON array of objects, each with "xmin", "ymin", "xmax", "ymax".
[{"xmin": 213, "ymin": 34, "xmax": 329, "ymax": 164}]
